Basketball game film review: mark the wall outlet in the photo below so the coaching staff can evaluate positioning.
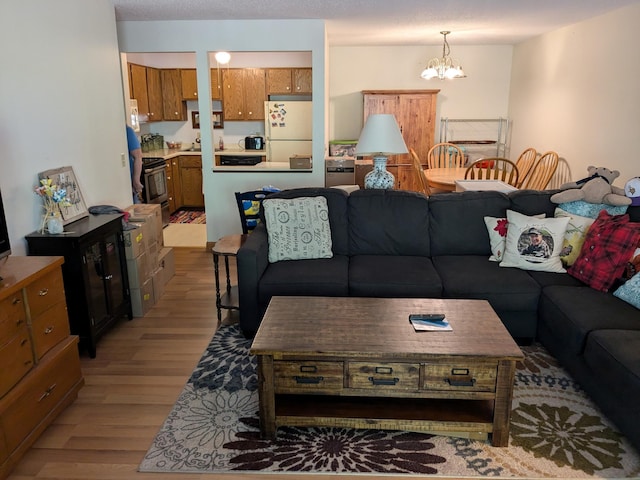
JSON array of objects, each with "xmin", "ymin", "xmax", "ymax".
[{"xmin": 121, "ymin": 153, "xmax": 126, "ymax": 167}]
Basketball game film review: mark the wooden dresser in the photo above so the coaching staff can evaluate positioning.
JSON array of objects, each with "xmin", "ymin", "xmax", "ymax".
[{"xmin": 0, "ymin": 256, "xmax": 84, "ymax": 479}]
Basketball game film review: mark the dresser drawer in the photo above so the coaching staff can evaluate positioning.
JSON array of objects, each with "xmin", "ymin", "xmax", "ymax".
[
  {"xmin": 0, "ymin": 293, "xmax": 26, "ymax": 346},
  {"xmin": 31, "ymin": 302, "xmax": 70, "ymax": 360},
  {"xmin": 422, "ymin": 362, "xmax": 497, "ymax": 392},
  {"xmin": 274, "ymin": 361, "xmax": 343, "ymax": 392},
  {"xmin": 25, "ymin": 268, "xmax": 65, "ymax": 318},
  {"xmin": 0, "ymin": 328, "xmax": 34, "ymax": 398},
  {"xmin": 0, "ymin": 336, "xmax": 82, "ymax": 453},
  {"xmin": 348, "ymin": 362, "xmax": 420, "ymax": 391}
]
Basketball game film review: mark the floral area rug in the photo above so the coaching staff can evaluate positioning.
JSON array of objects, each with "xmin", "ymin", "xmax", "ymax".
[
  {"xmin": 169, "ymin": 209, "xmax": 206, "ymax": 224},
  {"xmin": 139, "ymin": 324, "xmax": 640, "ymax": 477}
]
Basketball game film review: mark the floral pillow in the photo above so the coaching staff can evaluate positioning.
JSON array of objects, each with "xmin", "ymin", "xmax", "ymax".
[
  {"xmin": 554, "ymin": 208, "xmax": 595, "ymax": 267},
  {"xmin": 484, "ymin": 214, "xmax": 545, "ymax": 262},
  {"xmin": 568, "ymin": 211, "xmax": 640, "ymax": 292},
  {"xmin": 499, "ymin": 210, "xmax": 569, "ymax": 273}
]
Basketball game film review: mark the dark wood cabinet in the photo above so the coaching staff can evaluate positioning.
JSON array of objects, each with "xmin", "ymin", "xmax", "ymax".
[
  {"xmin": 161, "ymin": 68, "xmax": 187, "ymax": 121},
  {"xmin": 25, "ymin": 214, "xmax": 132, "ymax": 358}
]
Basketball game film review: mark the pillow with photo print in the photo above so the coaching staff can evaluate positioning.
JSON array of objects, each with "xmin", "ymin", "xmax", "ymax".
[
  {"xmin": 484, "ymin": 213, "xmax": 545, "ymax": 262},
  {"xmin": 499, "ymin": 210, "xmax": 569, "ymax": 273}
]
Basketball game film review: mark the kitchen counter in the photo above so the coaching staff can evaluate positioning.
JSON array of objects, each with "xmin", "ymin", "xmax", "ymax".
[
  {"xmin": 214, "ymin": 161, "xmax": 311, "ymax": 172},
  {"xmin": 142, "ymin": 148, "xmax": 202, "ymax": 159}
]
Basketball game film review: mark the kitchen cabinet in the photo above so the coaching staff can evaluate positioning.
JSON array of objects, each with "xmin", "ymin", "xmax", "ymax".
[
  {"xmin": 362, "ymin": 89, "xmax": 439, "ymax": 192},
  {"xmin": 222, "ymin": 68, "xmax": 266, "ymax": 121},
  {"xmin": 178, "ymin": 155, "xmax": 204, "ymax": 208},
  {"xmin": 25, "ymin": 214, "xmax": 132, "ymax": 358},
  {"xmin": 166, "ymin": 158, "xmax": 178, "ymax": 214},
  {"xmin": 266, "ymin": 68, "xmax": 312, "ymax": 95},
  {"xmin": 161, "ymin": 69, "xmax": 187, "ymax": 121},
  {"xmin": 129, "ymin": 63, "xmax": 162, "ymax": 122},
  {"xmin": 181, "ymin": 69, "xmax": 198, "ymax": 100},
  {"xmin": 210, "ymin": 69, "xmax": 222, "ymax": 100},
  {"xmin": 0, "ymin": 256, "xmax": 84, "ymax": 479}
]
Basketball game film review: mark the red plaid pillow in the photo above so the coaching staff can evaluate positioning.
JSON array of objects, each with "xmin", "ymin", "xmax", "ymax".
[{"xmin": 568, "ymin": 210, "xmax": 640, "ymax": 291}]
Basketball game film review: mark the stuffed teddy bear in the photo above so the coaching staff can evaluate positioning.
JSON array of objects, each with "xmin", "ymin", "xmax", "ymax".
[{"xmin": 550, "ymin": 166, "xmax": 631, "ymax": 206}]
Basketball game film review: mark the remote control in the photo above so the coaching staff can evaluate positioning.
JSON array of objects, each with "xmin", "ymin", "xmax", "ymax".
[{"xmin": 409, "ymin": 313, "xmax": 446, "ymax": 323}]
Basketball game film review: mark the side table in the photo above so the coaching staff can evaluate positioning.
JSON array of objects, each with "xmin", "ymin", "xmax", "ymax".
[{"xmin": 211, "ymin": 234, "xmax": 247, "ymax": 324}]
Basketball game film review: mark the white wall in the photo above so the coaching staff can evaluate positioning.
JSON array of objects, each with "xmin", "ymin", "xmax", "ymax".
[
  {"xmin": 0, "ymin": 0, "xmax": 132, "ymax": 255},
  {"xmin": 117, "ymin": 20, "xmax": 327, "ymax": 241},
  {"xmin": 329, "ymin": 45, "xmax": 513, "ymax": 143},
  {"xmin": 509, "ymin": 3, "xmax": 640, "ymax": 188}
]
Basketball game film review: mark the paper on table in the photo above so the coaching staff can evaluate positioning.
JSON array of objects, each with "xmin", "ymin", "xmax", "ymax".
[{"xmin": 410, "ymin": 318, "xmax": 453, "ymax": 332}]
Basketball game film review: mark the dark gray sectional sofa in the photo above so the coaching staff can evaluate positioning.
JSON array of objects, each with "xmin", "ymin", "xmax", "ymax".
[{"xmin": 237, "ymin": 187, "xmax": 640, "ymax": 451}]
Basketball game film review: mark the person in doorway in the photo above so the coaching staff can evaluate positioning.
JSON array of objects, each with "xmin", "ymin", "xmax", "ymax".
[{"xmin": 127, "ymin": 125, "xmax": 143, "ymax": 203}]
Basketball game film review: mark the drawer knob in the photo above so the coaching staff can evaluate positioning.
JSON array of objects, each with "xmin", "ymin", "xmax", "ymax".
[
  {"xmin": 294, "ymin": 376, "xmax": 323, "ymax": 384},
  {"xmin": 44, "ymin": 326, "xmax": 54, "ymax": 334},
  {"xmin": 38, "ymin": 288, "xmax": 49, "ymax": 296},
  {"xmin": 37, "ymin": 383, "xmax": 58, "ymax": 402},
  {"xmin": 368, "ymin": 376, "xmax": 399, "ymax": 386},
  {"xmin": 12, "ymin": 297, "xmax": 22, "ymax": 305}
]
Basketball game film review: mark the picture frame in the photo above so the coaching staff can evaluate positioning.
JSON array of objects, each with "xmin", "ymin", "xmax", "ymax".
[
  {"xmin": 213, "ymin": 111, "xmax": 223, "ymax": 129},
  {"xmin": 191, "ymin": 111, "xmax": 200, "ymax": 129},
  {"xmin": 38, "ymin": 166, "xmax": 89, "ymax": 225}
]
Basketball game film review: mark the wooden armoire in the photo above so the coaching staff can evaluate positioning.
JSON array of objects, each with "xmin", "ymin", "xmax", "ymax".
[{"xmin": 359, "ymin": 90, "xmax": 439, "ymax": 191}]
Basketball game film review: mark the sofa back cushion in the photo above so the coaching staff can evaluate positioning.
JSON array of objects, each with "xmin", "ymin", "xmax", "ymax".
[
  {"xmin": 349, "ymin": 190, "xmax": 430, "ymax": 256},
  {"xmin": 509, "ymin": 189, "xmax": 558, "ymax": 217},
  {"xmin": 429, "ymin": 191, "xmax": 511, "ymax": 256},
  {"xmin": 261, "ymin": 188, "xmax": 349, "ymax": 256}
]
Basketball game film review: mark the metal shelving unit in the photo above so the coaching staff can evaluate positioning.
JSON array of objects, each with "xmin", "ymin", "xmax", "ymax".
[{"xmin": 439, "ymin": 117, "xmax": 510, "ymax": 163}]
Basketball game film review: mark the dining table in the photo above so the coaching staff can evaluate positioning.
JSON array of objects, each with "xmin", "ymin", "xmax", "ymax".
[{"xmin": 423, "ymin": 167, "xmax": 467, "ymax": 192}]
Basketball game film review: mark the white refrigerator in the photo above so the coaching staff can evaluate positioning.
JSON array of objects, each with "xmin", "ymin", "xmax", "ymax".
[{"xmin": 264, "ymin": 101, "xmax": 312, "ymax": 162}]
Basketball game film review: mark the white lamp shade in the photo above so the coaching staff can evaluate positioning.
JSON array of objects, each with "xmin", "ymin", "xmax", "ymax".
[{"xmin": 355, "ymin": 114, "xmax": 408, "ymax": 156}]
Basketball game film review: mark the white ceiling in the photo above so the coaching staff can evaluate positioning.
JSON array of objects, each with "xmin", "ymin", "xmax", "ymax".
[{"xmin": 110, "ymin": 0, "xmax": 638, "ymax": 46}]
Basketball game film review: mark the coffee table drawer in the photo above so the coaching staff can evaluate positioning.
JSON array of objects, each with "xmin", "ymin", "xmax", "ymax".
[
  {"xmin": 422, "ymin": 362, "xmax": 497, "ymax": 392},
  {"xmin": 348, "ymin": 362, "xmax": 420, "ymax": 390},
  {"xmin": 274, "ymin": 361, "xmax": 344, "ymax": 392}
]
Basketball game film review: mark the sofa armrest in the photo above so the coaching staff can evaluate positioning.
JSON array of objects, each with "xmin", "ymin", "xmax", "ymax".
[{"xmin": 237, "ymin": 223, "xmax": 270, "ymax": 336}]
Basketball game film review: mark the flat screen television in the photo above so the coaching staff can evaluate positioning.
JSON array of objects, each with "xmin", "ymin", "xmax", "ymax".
[{"xmin": 0, "ymin": 188, "xmax": 11, "ymax": 261}]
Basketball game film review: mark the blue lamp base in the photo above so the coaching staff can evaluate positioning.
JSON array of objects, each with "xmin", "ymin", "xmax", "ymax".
[{"xmin": 364, "ymin": 156, "xmax": 395, "ymax": 189}]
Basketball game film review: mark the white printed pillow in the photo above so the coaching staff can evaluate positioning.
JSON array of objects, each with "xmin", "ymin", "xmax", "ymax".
[
  {"xmin": 484, "ymin": 213, "xmax": 545, "ymax": 262},
  {"xmin": 500, "ymin": 210, "xmax": 570, "ymax": 273},
  {"xmin": 263, "ymin": 196, "xmax": 333, "ymax": 263},
  {"xmin": 554, "ymin": 207, "xmax": 595, "ymax": 267}
]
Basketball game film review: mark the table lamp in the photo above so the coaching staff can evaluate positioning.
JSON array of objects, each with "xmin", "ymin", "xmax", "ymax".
[{"xmin": 355, "ymin": 114, "xmax": 408, "ymax": 189}]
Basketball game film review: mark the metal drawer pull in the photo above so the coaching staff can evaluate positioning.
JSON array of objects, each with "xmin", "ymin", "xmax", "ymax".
[
  {"xmin": 299, "ymin": 365, "xmax": 318, "ymax": 373},
  {"xmin": 294, "ymin": 376, "xmax": 323, "ymax": 384},
  {"xmin": 445, "ymin": 368, "xmax": 475, "ymax": 387},
  {"xmin": 375, "ymin": 366, "xmax": 393, "ymax": 374},
  {"xmin": 38, "ymin": 288, "xmax": 49, "ymax": 296},
  {"xmin": 37, "ymin": 383, "xmax": 58, "ymax": 402},
  {"xmin": 20, "ymin": 338, "xmax": 29, "ymax": 346},
  {"xmin": 368, "ymin": 376, "xmax": 399, "ymax": 386},
  {"xmin": 12, "ymin": 297, "xmax": 22, "ymax": 305},
  {"xmin": 16, "ymin": 319, "xmax": 24, "ymax": 326},
  {"xmin": 44, "ymin": 326, "xmax": 54, "ymax": 334}
]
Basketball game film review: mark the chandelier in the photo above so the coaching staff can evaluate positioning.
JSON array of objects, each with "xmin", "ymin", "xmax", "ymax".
[{"xmin": 420, "ymin": 31, "xmax": 467, "ymax": 80}]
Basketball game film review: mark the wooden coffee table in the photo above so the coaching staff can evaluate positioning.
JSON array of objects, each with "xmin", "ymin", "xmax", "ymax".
[{"xmin": 250, "ymin": 296, "xmax": 523, "ymax": 446}]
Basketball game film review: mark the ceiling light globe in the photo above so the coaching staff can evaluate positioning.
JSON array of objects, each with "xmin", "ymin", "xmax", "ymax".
[{"xmin": 215, "ymin": 51, "xmax": 231, "ymax": 64}]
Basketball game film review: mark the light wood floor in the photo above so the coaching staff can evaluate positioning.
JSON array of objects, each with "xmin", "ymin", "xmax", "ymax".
[{"xmin": 7, "ymin": 247, "xmax": 460, "ymax": 480}]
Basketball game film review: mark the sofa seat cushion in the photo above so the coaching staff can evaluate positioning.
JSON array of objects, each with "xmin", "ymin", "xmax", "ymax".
[
  {"xmin": 258, "ymin": 255, "xmax": 349, "ymax": 305},
  {"xmin": 433, "ymin": 255, "xmax": 541, "ymax": 312},
  {"xmin": 583, "ymin": 329, "xmax": 640, "ymax": 404},
  {"xmin": 526, "ymin": 270, "xmax": 586, "ymax": 288},
  {"xmin": 538, "ymin": 285, "xmax": 640, "ymax": 356},
  {"xmin": 349, "ymin": 255, "xmax": 442, "ymax": 297}
]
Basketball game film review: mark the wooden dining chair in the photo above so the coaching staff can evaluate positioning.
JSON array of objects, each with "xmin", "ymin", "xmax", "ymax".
[
  {"xmin": 464, "ymin": 158, "xmax": 520, "ymax": 187},
  {"xmin": 519, "ymin": 151, "xmax": 559, "ymax": 190},
  {"xmin": 426, "ymin": 142, "xmax": 465, "ymax": 169},
  {"xmin": 409, "ymin": 148, "xmax": 431, "ymax": 196},
  {"xmin": 514, "ymin": 147, "xmax": 537, "ymax": 188}
]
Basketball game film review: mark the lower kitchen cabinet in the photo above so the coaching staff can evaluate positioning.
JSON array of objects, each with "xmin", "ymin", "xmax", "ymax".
[
  {"xmin": 166, "ymin": 155, "xmax": 204, "ymax": 212},
  {"xmin": 25, "ymin": 214, "xmax": 132, "ymax": 358},
  {"xmin": 0, "ymin": 255, "xmax": 84, "ymax": 479}
]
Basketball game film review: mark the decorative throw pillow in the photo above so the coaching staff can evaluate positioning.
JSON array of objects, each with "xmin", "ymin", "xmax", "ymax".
[
  {"xmin": 556, "ymin": 200, "xmax": 628, "ymax": 219},
  {"xmin": 568, "ymin": 210, "xmax": 640, "ymax": 292},
  {"xmin": 554, "ymin": 208, "xmax": 595, "ymax": 267},
  {"xmin": 613, "ymin": 273, "xmax": 640, "ymax": 309},
  {"xmin": 484, "ymin": 214, "xmax": 545, "ymax": 262},
  {"xmin": 499, "ymin": 210, "xmax": 570, "ymax": 273},
  {"xmin": 263, "ymin": 196, "xmax": 333, "ymax": 263}
]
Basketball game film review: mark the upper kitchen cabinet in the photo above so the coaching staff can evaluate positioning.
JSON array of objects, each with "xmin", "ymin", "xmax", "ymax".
[
  {"xmin": 161, "ymin": 69, "xmax": 187, "ymax": 121},
  {"xmin": 210, "ymin": 70, "xmax": 222, "ymax": 100},
  {"xmin": 181, "ymin": 69, "xmax": 198, "ymax": 100},
  {"xmin": 222, "ymin": 68, "xmax": 266, "ymax": 121},
  {"xmin": 129, "ymin": 63, "xmax": 163, "ymax": 122},
  {"xmin": 266, "ymin": 68, "xmax": 312, "ymax": 95}
]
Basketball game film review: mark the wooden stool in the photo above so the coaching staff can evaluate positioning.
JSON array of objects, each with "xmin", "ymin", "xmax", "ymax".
[{"xmin": 211, "ymin": 234, "xmax": 247, "ymax": 324}]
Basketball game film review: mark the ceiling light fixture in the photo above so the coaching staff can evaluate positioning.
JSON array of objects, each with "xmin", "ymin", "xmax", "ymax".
[
  {"xmin": 420, "ymin": 31, "xmax": 466, "ymax": 80},
  {"xmin": 214, "ymin": 51, "xmax": 231, "ymax": 65}
]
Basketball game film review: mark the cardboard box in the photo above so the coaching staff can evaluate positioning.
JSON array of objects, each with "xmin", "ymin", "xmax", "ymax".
[
  {"xmin": 126, "ymin": 251, "xmax": 150, "ymax": 288},
  {"xmin": 152, "ymin": 268, "xmax": 166, "ymax": 304},
  {"xmin": 131, "ymin": 277, "xmax": 154, "ymax": 317},
  {"xmin": 125, "ymin": 204, "xmax": 163, "ymax": 248},
  {"xmin": 151, "ymin": 248, "xmax": 175, "ymax": 303},
  {"xmin": 146, "ymin": 241, "xmax": 159, "ymax": 273},
  {"xmin": 289, "ymin": 155, "xmax": 312, "ymax": 169},
  {"xmin": 123, "ymin": 223, "xmax": 145, "ymax": 259}
]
